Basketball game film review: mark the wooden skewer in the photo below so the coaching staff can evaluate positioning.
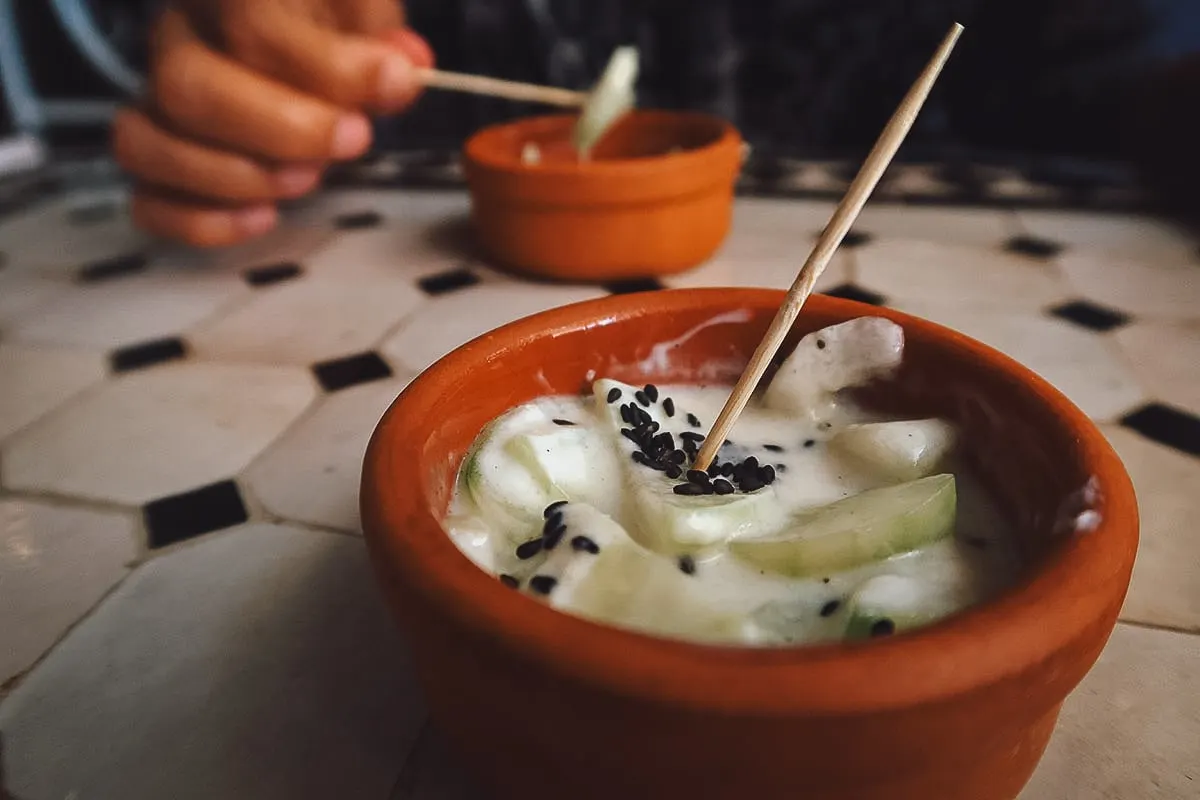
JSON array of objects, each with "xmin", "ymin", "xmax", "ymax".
[
  {"xmin": 415, "ymin": 67, "xmax": 588, "ymax": 108},
  {"xmin": 692, "ymin": 22, "xmax": 965, "ymax": 472}
]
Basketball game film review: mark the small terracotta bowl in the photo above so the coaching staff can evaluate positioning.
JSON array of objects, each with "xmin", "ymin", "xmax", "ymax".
[
  {"xmin": 462, "ymin": 110, "xmax": 743, "ymax": 281},
  {"xmin": 361, "ymin": 289, "xmax": 1137, "ymax": 800}
]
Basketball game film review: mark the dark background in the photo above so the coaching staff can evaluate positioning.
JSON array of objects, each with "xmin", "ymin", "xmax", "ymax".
[{"xmin": 7, "ymin": 0, "xmax": 1200, "ymax": 217}]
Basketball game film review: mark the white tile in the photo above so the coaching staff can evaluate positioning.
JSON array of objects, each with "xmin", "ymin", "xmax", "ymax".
[
  {"xmin": 2, "ymin": 362, "xmax": 317, "ymax": 505},
  {"xmin": 852, "ymin": 205, "xmax": 1019, "ymax": 248},
  {"xmin": 857, "ymin": 239, "xmax": 1069, "ymax": 310},
  {"xmin": 187, "ymin": 277, "xmax": 424, "ymax": 366},
  {"xmin": 0, "ymin": 523, "xmax": 425, "ymax": 800},
  {"xmin": 1114, "ymin": 321, "xmax": 1200, "ymax": 414},
  {"xmin": 666, "ymin": 198, "xmax": 852, "ymax": 290},
  {"xmin": 303, "ymin": 227, "xmax": 470, "ymax": 283},
  {"xmin": 8, "ymin": 270, "xmax": 249, "ymax": 350},
  {"xmin": 1103, "ymin": 426, "xmax": 1200, "ymax": 632},
  {"xmin": 0, "ymin": 343, "xmax": 107, "ymax": 442},
  {"xmin": 0, "ymin": 498, "xmax": 137, "ymax": 685},
  {"xmin": 246, "ymin": 378, "xmax": 411, "ymax": 531},
  {"xmin": 0, "ymin": 273, "xmax": 68, "ymax": 327},
  {"xmin": 1021, "ymin": 623, "xmax": 1200, "ymax": 799},
  {"xmin": 1016, "ymin": 210, "xmax": 1200, "ymax": 268},
  {"xmin": 151, "ymin": 223, "xmax": 335, "ymax": 276},
  {"xmin": 380, "ymin": 283, "xmax": 607, "ymax": 374},
  {"xmin": 0, "ymin": 195, "xmax": 151, "ymax": 276},
  {"xmin": 873, "ymin": 164, "xmax": 959, "ymax": 201},
  {"xmin": 286, "ymin": 188, "xmax": 470, "ymax": 228},
  {"xmin": 892, "ymin": 302, "xmax": 1146, "ymax": 421},
  {"xmin": 1056, "ymin": 251, "xmax": 1200, "ymax": 321}
]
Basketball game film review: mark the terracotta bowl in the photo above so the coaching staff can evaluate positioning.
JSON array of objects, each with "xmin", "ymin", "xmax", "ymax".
[
  {"xmin": 462, "ymin": 110, "xmax": 743, "ymax": 281},
  {"xmin": 361, "ymin": 289, "xmax": 1137, "ymax": 800}
]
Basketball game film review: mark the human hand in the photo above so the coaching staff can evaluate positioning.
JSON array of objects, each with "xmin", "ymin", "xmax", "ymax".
[{"xmin": 113, "ymin": 1, "xmax": 434, "ymax": 246}]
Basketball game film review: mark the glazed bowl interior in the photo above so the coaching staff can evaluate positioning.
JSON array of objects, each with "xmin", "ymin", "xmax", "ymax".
[
  {"xmin": 464, "ymin": 110, "xmax": 736, "ymax": 172},
  {"xmin": 364, "ymin": 289, "xmax": 1136, "ymax": 716}
]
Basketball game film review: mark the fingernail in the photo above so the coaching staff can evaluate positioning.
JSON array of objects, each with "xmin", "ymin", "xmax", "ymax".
[
  {"xmin": 377, "ymin": 53, "xmax": 415, "ymax": 107},
  {"xmin": 275, "ymin": 166, "xmax": 320, "ymax": 197},
  {"xmin": 235, "ymin": 206, "xmax": 277, "ymax": 236},
  {"xmin": 332, "ymin": 115, "xmax": 372, "ymax": 159}
]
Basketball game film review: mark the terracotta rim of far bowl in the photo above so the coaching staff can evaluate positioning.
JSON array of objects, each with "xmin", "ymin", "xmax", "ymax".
[
  {"xmin": 462, "ymin": 110, "xmax": 742, "ymax": 180},
  {"xmin": 363, "ymin": 288, "xmax": 1137, "ymax": 717}
]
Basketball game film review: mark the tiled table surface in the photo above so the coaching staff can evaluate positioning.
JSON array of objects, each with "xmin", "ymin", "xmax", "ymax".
[{"xmin": 0, "ymin": 181, "xmax": 1197, "ymax": 800}]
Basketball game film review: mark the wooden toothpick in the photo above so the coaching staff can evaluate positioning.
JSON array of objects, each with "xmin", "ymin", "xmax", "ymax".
[
  {"xmin": 415, "ymin": 67, "xmax": 588, "ymax": 107},
  {"xmin": 692, "ymin": 23, "xmax": 965, "ymax": 471}
]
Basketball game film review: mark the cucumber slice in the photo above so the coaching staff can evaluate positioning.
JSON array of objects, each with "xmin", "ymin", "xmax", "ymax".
[
  {"xmin": 592, "ymin": 379, "xmax": 787, "ymax": 552},
  {"xmin": 844, "ymin": 574, "xmax": 957, "ymax": 640},
  {"xmin": 763, "ymin": 318, "xmax": 904, "ymax": 421},
  {"xmin": 730, "ymin": 474, "xmax": 957, "ymax": 577},
  {"xmin": 829, "ymin": 419, "xmax": 956, "ymax": 481},
  {"xmin": 463, "ymin": 402, "xmax": 618, "ymax": 538},
  {"xmin": 573, "ymin": 47, "xmax": 639, "ymax": 157},
  {"xmin": 525, "ymin": 503, "xmax": 759, "ymax": 643}
]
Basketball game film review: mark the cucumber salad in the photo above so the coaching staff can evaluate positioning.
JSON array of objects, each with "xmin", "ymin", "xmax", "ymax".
[{"xmin": 444, "ymin": 317, "xmax": 1020, "ymax": 646}]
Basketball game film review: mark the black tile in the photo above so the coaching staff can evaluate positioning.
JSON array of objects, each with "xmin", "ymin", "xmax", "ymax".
[
  {"xmin": 1120, "ymin": 403, "xmax": 1200, "ymax": 458},
  {"xmin": 143, "ymin": 480, "xmax": 249, "ymax": 548},
  {"xmin": 1049, "ymin": 300, "xmax": 1130, "ymax": 332},
  {"xmin": 417, "ymin": 267, "xmax": 480, "ymax": 295},
  {"xmin": 110, "ymin": 337, "xmax": 187, "ymax": 372},
  {"xmin": 335, "ymin": 210, "xmax": 383, "ymax": 229},
  {"xmin": 814, "ymin": 228, "xmax": 871, "ymax": 248},
  {"xmin": 604, "ymin": 278, "xmax": 665, "ymax": 294},
  {"xmin": 244, "ymin": 261, "xmax": 303, "ymax": 287},
  {"xmin": 68, "ymin": 202, "xmax": 119, "ymax": 225},
  {"xmin": 1005, "ymin": 235, "xmax": 1064, "ymax": 259},
  {"xmin": 312, "ymin": 351, "xmax": 394, "ymax": 392},
  {"xmin": 820, "ymin": 283, "xmax": 886, "ymax": 306},
  {"xmin": 78, "ymin": 252, "xmax": 147, "ymax": 282}
]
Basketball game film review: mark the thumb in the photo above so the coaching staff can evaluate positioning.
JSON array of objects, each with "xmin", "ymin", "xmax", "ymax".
[{"xmin": 380, "ymin": 28, "xmax": 435, "ymax": 70}]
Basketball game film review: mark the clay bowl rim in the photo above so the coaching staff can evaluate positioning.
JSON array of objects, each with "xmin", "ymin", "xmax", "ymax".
[
  {"xmin": 461, "ymin": 109, "xmax": 743, "ymax": 180},
  {"xmin": 362, "ymin": 288, "xmax": 1136, "ymax": 717}
]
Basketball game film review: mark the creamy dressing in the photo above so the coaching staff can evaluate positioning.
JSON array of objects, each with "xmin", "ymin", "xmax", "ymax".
[{"xmin": 444, "ymin": 385, "xmax": 1020, "ymax": 647}]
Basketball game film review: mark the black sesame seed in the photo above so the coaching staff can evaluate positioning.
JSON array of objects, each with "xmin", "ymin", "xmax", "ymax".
[
  {"xmin": 817, "ymin": 422, "xmax": 831, "ymax": 431},
  {"xmin": 822, "ymin": 577, "xmax": 830, "ymax": 583},
  {"xmin": 644, "ymin": 421, "xmax": 660, "ymax": 435},
  {"xmin": 620, "ymin": 405, "xmax": 634, "ymax": 424},
  {"xmin": 622, "ymin": 429, "xmax": 639, "ymax": 445},
  {"xmin": 775, "ymin": 463, "xmax": 787, "ymax": 472},
  {"xmin": 544, "ymin": 524, "xmax": 567, "ymax": 550},
  {"xmin": 644, "ymin": 384, "xmax": 659, "ymax": 402},
  {"xmin": 707, "ymin": 462, "xmax": 723, "ymax": 477},
  {"xmin": 669, "ymin": 449, "xmax": 687, "ymax": 464},
  {"xmin": 529, "ymin": 575, "xmax": 558, "ymax": 595},
  {"xmin": 687, "ymin": 469, "xmax": 710, "ymax": 484},
  {"xmin": 763, "ymin": 444, "xmax": 784, "ymax": 453},
  {"xmin": 516, "ymin": 538, "xmax": 544, "ymax": 560},
  {"xmin": 665, "ymin": 464, "xmax": 683, "ymax": 479},
  {"xmin": 803, "ymin": 439, "xmax": 816, "ymax": 448},
  {"xmin": 645, "ymin": 459, "xmax": 669, "ymax": 472},
  {"xmin": 713, "ymin": 478, "xmax": 734, "ymax": 495},
  {"xmin": 744, "ymin": 456, "xmax": 759, "ymax": 470},
  {"xmin": 687, "ymin": 413, "xmax": 702, "ymax": 428},
  {"xmin": 819, "ymin": 599, "xmax": 841, "ymax": 617},
  {"xmin": 635, "ymin": 390, "xmax": 651, "ymax": 407},
  {"xmin": 663, "ymin": 398, "xmax": 675, "ymax": 417},
  {"xmin": 657, "ymin": 432, "xmax": 675, "ymax": 451},
  {"xmin": 870, "ymin": 618, "xmax": 896, "ymax": 637},
  {"xmin": 544, "ymin": 500, "xmax": 568, "ymax": 518},
  {"xmin": 607, "ymin": 387, "xmax": 622, "ymax": 403},
  {"xmin": 635, "ymin": 407, "xmax": 653, "ymax": 426},
  {"xmin": 700, "ymin": 483, "xmax": 715, "ymax": 495},
  {"xmin": 543, "ymin": 511, "xmax": 564, "ymax": 533},
  {"xmin": 678, "ymin": 555, "xmax": 696, "ymax": 575},
  {"xmin": 721, "ymin": 463, "xmax": 735, "ymax": 477},
  {"xmin": 499, "ymin": 574, "xmax": 520, "ymax": 588},
  {"xmin": 673, "ymin": 483, "xmax": 705, "ymax": 496},
  {"xmin": 553, "ymin": 418, "xmax": 576, "ymax": 426},
  {"xmin": 723, "ymin": 439, "xmax": 734, "ymax": 448},
  {"xmin": 816, "ymin": 339, "xmax": 826, "ymax": 350},
  {"xmin": 570, "ymin": 535, "xmax": 600, "ymax": 554},
  {"xmin": 740, "ymin": 476, "xmax": 764, "ymax": 493},
  {"xmin": 760, "ymin": 465, "xmax": 777, "ymax": 484}
]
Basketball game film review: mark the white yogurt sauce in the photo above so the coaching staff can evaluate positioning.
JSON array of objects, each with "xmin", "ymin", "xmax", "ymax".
[{"xmin": 444, "ymin": 384, "xmax": 1020, "ymax": 647}]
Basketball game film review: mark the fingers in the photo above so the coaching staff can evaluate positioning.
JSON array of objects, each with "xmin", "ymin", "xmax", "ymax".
[
  {"xmin": 151, "ymin": 9, "xmax": 373, "ymax": 162},
  {"xmin": 333, "ymin": 0, "xmax": 406, "ymax": 35},
  {"xmin": 235, "ymin": 11, "xmax": 422, "ymax": 112},
  {"xmin": 112, "ymin": 108, "xmax": 321, "ymax": 203},
  {"xmin": 381, "ymin": 28, "xmax": 436, "ymax": 70},
  {"xmin": 131, "ymin": 190, "xmax": 279, "ymax": 248}
]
